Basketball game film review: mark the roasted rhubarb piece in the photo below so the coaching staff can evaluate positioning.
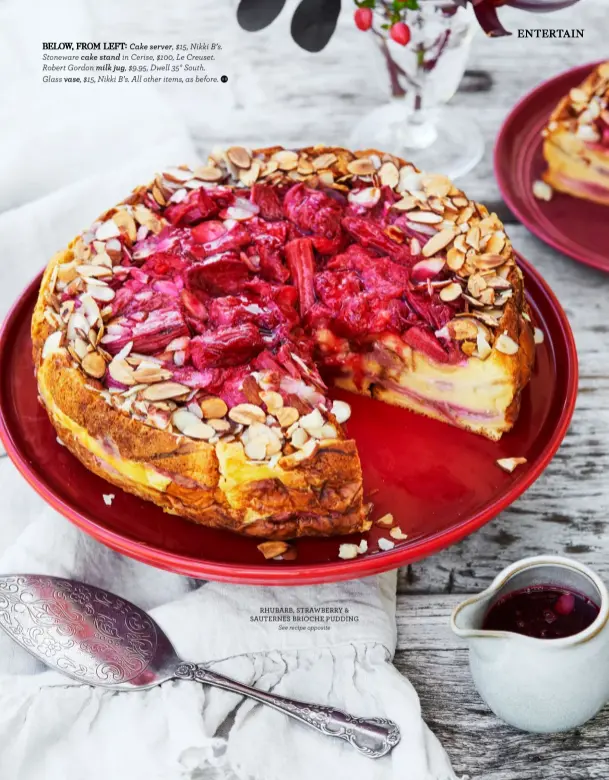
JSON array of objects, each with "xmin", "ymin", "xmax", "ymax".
[
  {"xmin": 32, "ymin": 144, "xmax": 535, "ymax": 540},
  {"xmin": 540, "ymin": 61, "xmax": 609, "ymax": 206}
]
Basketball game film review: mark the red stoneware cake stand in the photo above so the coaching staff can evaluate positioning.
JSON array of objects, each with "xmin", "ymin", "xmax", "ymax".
[
  {"xmin": 495, "ymin": 61, "xmax": 609, "ymax": 273},
  {"xmin": 0, "ymin": 255, "xmax": 577, "ymax": 585}
]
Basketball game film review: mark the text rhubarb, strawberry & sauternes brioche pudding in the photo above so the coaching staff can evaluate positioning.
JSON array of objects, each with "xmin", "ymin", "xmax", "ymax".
[{"xmin": 32, "ymin": 145, "xmax": 535, "ymax": 540}]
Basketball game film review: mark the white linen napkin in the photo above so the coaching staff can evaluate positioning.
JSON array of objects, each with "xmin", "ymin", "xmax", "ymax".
[{"xmin": 0, "ymin": 2, "xmax": 457, "ymax": 777}]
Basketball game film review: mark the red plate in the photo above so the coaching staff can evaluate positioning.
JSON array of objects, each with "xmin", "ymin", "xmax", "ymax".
[
  {"xmin": 495, "ymin": 62, "xmax": 609, "ymax": 273},
  {"xmin": 0, "ymin": 260, "xmax": 577, "ymax": 585}
]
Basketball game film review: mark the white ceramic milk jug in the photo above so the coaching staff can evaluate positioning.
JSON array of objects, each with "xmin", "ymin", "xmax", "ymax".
[{"xmin": 451, "ymin": 555, "xmax": 609, "ymax": 733}]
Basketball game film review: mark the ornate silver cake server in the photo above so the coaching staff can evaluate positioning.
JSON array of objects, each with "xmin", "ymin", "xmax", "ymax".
[{"xmin": 0, "ymin": 574, "xmax": 400, "ymax": 758}]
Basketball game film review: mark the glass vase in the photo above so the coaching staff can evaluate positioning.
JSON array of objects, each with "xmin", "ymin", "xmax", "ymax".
[{"xmin": 349, "ymin": 0, "xmax": 483, "ymax": 180}]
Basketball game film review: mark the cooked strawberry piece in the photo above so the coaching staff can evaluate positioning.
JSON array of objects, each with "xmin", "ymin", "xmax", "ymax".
[
  {"xmin": 402, "ymin": 325, "xmax": 452, "ymax": 364},
  {"xmin": 191, "ymin": 220, "xmax": 227, "ymax": 244},
  {"xmin": 142, "ymin": 251, "xmax": 189, "ymax": 278},
  {"xmin": 186, "ymin": 253, "xmax": 251, "ymax": 296},
  {"xmin": 200, "ymin": 224, "xmax": 251, "ymax": 256},
  {"xmin": 189, "ymin": 323, "xmax": 265, "ymax": 369},
  {"xmin": 180, "ymin": 289, "xmax": 208, "ymax": 323},
  {"xmin": 251, "ymin": 183, "xmax": 284, "ymax": 220},
  {"xmin": 404, "ymin": 290, "xmax": 454, "ymax": 332},
  {"xmin": 285, "ymin": 238, "xmax": 316, "ymax": 317},
  {"xmin": 257, "ymin": 244, "xmax": 290, "ymax": 283},
  {"xmin": 283, "ymin": 184, "xmax": 344, "ymax": 254},
  {"xmin": 342, "ymin": 216, "xmax": 412, "ymax": 263},
  {"xmin": 165, "ymin": 188, "xmax": 219, "ymax": 226}
]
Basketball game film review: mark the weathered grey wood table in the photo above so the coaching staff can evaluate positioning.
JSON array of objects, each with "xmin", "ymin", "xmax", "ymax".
[{"xmin": 88, "ymin": 1, "xmax": 609, "ymax": 775}]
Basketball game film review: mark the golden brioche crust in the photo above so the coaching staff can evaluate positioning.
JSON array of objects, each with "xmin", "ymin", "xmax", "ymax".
[{"xmin": 32, "ymin": 144, "xmax": 534, "ymax": 539}]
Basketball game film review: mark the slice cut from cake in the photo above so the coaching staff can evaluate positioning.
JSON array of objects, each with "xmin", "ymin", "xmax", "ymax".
[
  {"xmin": 32, "ymin": 146, "xmax": 535, "ymax": 539},
  {"xmin": 542, "ymin": 61, "xmax": 609, "ymax": 205}
]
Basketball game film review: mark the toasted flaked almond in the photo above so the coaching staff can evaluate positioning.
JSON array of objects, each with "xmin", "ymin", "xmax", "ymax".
[
  {"xmin": 495, "ymin": 332, "xmax": 519, "ymax": 355},
  {"xmin": 199, "ymin": 396, "xmax": 228, "ymax": 419},
  {"xmin": 467, "ymin": 273, "xmax": 488, "ymax": 298},
  {"xmin": 208, "ymin": 418, "xmax": 231, "ymax": 432},
  {"xmin": 108, "ymin": 358, "xmax": 136, "ymax": 386},
  {"xmin": 227, "ymin": 146, "xmax": 251, "ymax": 169},
  {"xmin": 476, "ymin": 332, "xmax": 492, "ymax": 360},
  {"xmin": 392, "ymin": 195, "xmax": 417, "ymax": 211},
  {"xmin": 245, "ymin": 437, "xmax": 268, "ymax": 461},
  {"xmin": 272, "ymin": 150, "xmax": 299, "ymax": 170},
  {"xmin": 57, "ymin": 261, "xmax": 79, "ymax": 285},
  {"xmin": 261, "ymin": 159, "xmax": 279, "ymax": 177},
  {"xmin": 378, "ymin": 161, "xmax": 399, "ymax": 189},
  {"xmin": 291, "ymin": 427, "xmax": 309, "ymax": 448},
  {"xmin": 172, "ymin": 409, "xmax": 214, "ymax": 440},
  {"xmin": 151, "ymin": 185, "xmax": 166, "ymax": 206},
  {"xmin": 239, "ymin": 160, "xmax": 261, "ymax": 187},
  {"xmin": 95, "ymin": 220, "xmax": 121, "ymax": 241},
  {"xmin": 466, "ymin": 225, "xmax": 481, "ymax": 251},
  {"xmin": 338, "ymin": 543, "xmax": 360, "ymax": 560},
  {"xmin": 446, "ymin": 247, "xmax": 466, "ymax": 271},
  {"xmin": 410, "ymin": 237, "xmax": 421, "ymax": 256},
  {"xmin": 87, "ymin": 283, "xmax": 115, "ymax": 303},
  {"xmin": 260, "ymin": 390, "xmax": 283, "ymax": 413},
  {"xmin": 276, "ymin": 406, "xmax": 299, "ymax": 428},
  {"xmin": 448, "ymin": 317, "xmax": 479, "ymax": 341},
  {"xmin": 407, "ymin": 210, "xmax": 443, "ymax": 224},
  {"xmin": 297, "ymin": 158, "xmax": 314, "ymax": 175},
  {"xmin": 376, "ymin": 513, "xmax": 394, "ymax": 527},
  {"xmin": 164, "ymin": 167, "xmax": 193, "ymax": 183},
  {"xmin": 485, "ymin": 232, "xmax": 506, "ymax": 254},
  {"xmin": 76, "ymin": 264, "xmax": 112, "ymax": 279},
  {"xmin": 422, "ymin": 229, "xmax": 455, "ymax": 258},
  {"xmin": 534, "ymin": 327, "xmax": 544, "ymax": 345},
  {"xmin": 479, "ymin": 288, "xmax": 496, "ymax": 306},
  {"xmin": 317, "ymin": 170, "xmax": 334, "ymax": 186},
  {"xmin": 576, "ymin": 124, "xmax": 600, "ymax": 142},
  {"xmin": 378, "ymin": 538, "xmax": 395, "ymax": 551},
  {"xmin": 133, "ymin": 364, "xmax": 173, "ymax": 383},
  {"xmin": 390, "ymin": 526, "xmax": 408, "ymax": 540},
  {"xmin": 457, "ymin": 205, "xmax": 474, "ymax": 225},
  {"xmin": 569, "ymin": 87, "xmax": 588, "ymax": 105},
  {"xmin": 229, "ymin": 403, "xmax": 266, "ymax": 426},
  {"xmin": 299, "ymin": 408, "xmax": 325, "ymax": 433},
  {"xmin": 80, "ymin": 351, "xmax": 106, "ymax": 377},
  {"xmin": 194, "ymin": 165, "xmax": 224, "ymax": 182},
  {"xmin": 80, "ymin": 294, "xmax": 102, "ymax": 327},
  {"xmin": 532, "ymin": 179, "xmax": 553, "ymax": 202},
  {"xmin": 496, "ymin": 457, "xmax": 527, "ymax": 473},
  {"xmin": 472, "ymin": 253, "xmax": 505, "ymax": 270},
  {"xmin": 133, "ymin": 205, "xmax": 162, "ymax": 233},
  {"xmin": 461, "ymin": 341, "xmax": 476, "ymax": 357},
  {"xmin": 258, "ymin": 541, "xmax": 289, "ymax": 559},
  {"xmin": 422, "ymin": 173, "xmax": 452, "ymax": 198},
  {"xmin": 439, "ymin": 282, "xmax": 462, "ymax": 302},
  {"xmin": 331, "ymin": 399, "xmax": 351, "ymax": 424},
  {"xmin": 319, "ymin": 423, "xmax": 337, "ymax": 439},
  {"xmin": 42, "ymin": 331, "xmax": 64, "ymax": 359},
  {"xmin": 313, "ymin": 152, "xmax": 338, "ymax": 170},
  {"xmin": 347, "ymin": 157, "xmax": 376, "ymax": 176},
  {"xmin": 141, "ymin": 381, "xmax": 190, "ymax": 401},
  {"xmin": 348, "ymin": 187, "xmax": 381, "ymax": 208}
]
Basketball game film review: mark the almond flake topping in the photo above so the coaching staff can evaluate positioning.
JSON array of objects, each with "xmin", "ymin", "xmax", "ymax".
[
  {"xmin": 227, "ymin": 146, "xmax": 251, "ymax": 169},
  {"xmin": 172, "ymin": 409, "xmax": 214, "ymax": 440},
  {"xmin": 421, "ymin": 228, "xmax": 455, "ymax": 258},
  {"xmin": 258, "ymin": 541, "xmax": 289, "ymax": 560},
  {"xmin": 495, "ymin": 332, "xmax": 519, "ymax": 355},
  {"xmin": 200, "ymin": 396, "xmax": 228, "ymax": 419},
  {"xmin": 141, "ymin": 382, "xmax": 190, "ymax": 401},
  {"xmin": 496, "ymin": 457, "xmax": 527, "ymax": 473},
  {"xmin": 229, "ymin": 403, "xmax": 266, "ymax": 426}
]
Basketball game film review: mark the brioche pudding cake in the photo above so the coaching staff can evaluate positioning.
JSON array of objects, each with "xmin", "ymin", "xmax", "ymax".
[
  {"xmin": 540, "ymin": 61, "xmax": 609, "ymax": 205},
  {"xmin": 32, "ymin": 145, "xmax": 535, "ymax": 541}
]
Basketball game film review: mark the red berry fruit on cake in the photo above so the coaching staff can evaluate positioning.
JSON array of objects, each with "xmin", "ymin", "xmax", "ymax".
[
  {"xmin": 32, "ymin": 146, "xmax": 535, "ymax": 540},
  {"xmin": 541, "ymin": 61, "xmax": 609, "ymax": 206}
]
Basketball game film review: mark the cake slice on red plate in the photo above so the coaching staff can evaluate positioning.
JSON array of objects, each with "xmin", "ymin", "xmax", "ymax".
[
  {"xmin": 541, "ymin": 61, "xmax": 609, "ymax": 205},
  {"xmin": 32, "ymin": 146, "xmax": 535, "ymax": 539}
]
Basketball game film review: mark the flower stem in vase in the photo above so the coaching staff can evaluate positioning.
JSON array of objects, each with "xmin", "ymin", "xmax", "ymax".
[{"xmin": 350, "ymin": 0, "xmax": 484, "ymax": 180}]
